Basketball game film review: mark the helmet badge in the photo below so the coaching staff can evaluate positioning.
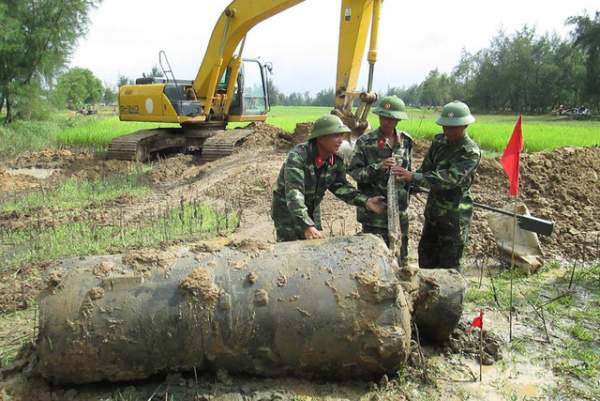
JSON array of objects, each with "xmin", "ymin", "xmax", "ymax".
[
  {"xmin": 384, "ymin": 103, "xmax": 391, "ymax": 109},
  {"xmin": 448, "ymin": 112, "xmax": 455, "ymax": 118}
]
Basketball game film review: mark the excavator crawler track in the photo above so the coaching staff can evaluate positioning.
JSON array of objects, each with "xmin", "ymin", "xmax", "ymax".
[
  {"xmin": 106, "ymin": 128, "xmax": 253, "ymax": 162},
  {"xmin": 201, "ymin": 129, "xmax": 253, "ymax": 161}
]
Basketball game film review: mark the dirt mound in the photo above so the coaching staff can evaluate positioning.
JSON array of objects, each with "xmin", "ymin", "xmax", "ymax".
[
  {"xmin": 470, "ymin": 146, "xmax": 600, "ymax": 260},
  {"xmin": 11, "ymin": 149, "xmax": 84, "ymax": 168},
  {"xmin": 150, "ymin": 154, "xmax": 199, "ymax": 184},
  {"xmin": 291, "ymin": 123, "xmax": 313, "ymax": 144},
  {"xmin": 444, "ymin": 321, "xmax": 503, "ymax": 365},
  {"xmin": 236, "ymin": 122, "xmax": 289, "ymax": 149},
  {"xmin": 0, "ymin": 168, "xmax": 41, "ymax": 193},
  {"xmin": 241, "ymin": 121, "xmax": 320, "ymax": 150},
  {"xmin": 204, "ymin": 152, "xmax": 276, "ymax": 210},
  {"xmin": 241, "ymin": 122, "xmax": 286, "ymax": 148},
  {"xmin": 68, "ymin": 159, "xmax": 135, "ymax": 181}
]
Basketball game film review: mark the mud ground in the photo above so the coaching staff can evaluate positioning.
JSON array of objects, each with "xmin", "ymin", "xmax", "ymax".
[{"xmin": 1, "ymin": 123, "xmax": 599, "ymax": 400}]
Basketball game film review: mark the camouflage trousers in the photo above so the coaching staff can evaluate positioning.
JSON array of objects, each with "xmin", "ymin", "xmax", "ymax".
[
  {"xmin": 418, "ymin": 215, "xmax": 470, "ymax": 270},
  {"xmin": 274, "ymin": 217, "xmax": 323, "ymax": 242},
  {"xmin": 275, "ymin": 224, "xmax": 305, "ymax": 242},
  {"xmin": 362, "ymin": 210, "xmax": 409, "ymax": 263}
]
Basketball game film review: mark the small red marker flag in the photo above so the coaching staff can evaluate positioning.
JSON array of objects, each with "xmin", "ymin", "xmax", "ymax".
[
  {"xmin": 500, "ymin": 115, "xmax": 524, "ymax": 197},
  {"xmin": 470, "ymin": 310, "xmax": 484, "ymax": 330}
]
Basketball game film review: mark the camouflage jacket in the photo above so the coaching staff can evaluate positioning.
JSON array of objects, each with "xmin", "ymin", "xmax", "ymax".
[
  {"xmin": 413, "ymin": 133, "xmax": 481, "ymax": 223},
  {"xmin": 348, "ymin": 128, "xmax": 413, "ymax": 228},
  {"xmin": 271, "ymin": 142, "xmax": 368, "ymax": 237}
]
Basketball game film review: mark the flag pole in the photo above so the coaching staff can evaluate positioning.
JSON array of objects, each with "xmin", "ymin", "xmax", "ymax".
[
  {"xmin": 469, "ymin": 310, "xmax": 484, "ymax": 382},
  {"xmin": 479, "ymin": 323, "xmax": 483, "ymax": 381},
  {"xmin": 508, "ymin": 138, "xmax": 521, "ymax": 343},
  {"xmin": 509, "ymin": 199, "xmax": 517, "ymax": 342},
  {"xmin": 500, "ymin": 114, "xmax": 523, "ymax": 344}
]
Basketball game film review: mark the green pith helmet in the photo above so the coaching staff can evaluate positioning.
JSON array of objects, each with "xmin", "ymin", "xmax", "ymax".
[
  {"xmin": 308, "ymin": 115, "xmax": 351, "ymax": 140},
  {"xmin": 372, "ymin": 96, "xmax": 409, "ymax": 120},
  {"xmin": 436, "ymin": 100, "xmax": 476, "ymax": 126}
]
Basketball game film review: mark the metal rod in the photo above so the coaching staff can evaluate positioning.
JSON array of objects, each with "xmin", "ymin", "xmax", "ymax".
[
  {"xmin": 367, "ymin": 63, "xmax": 375, "ymax": 92},
  {"xmin": 412, "ymin": 187, "xmax": 554, "ymax": 235},
  {"xmin": 479, "ymin": 327, "xmax": 483, "ymax": 381},
  {"xmin": 238, "ymin": 35, "xmax": 247, "ymax": 58},
  {"xmin": 509, "ymin": 200, "xmax": 517, "ymax": 342}
]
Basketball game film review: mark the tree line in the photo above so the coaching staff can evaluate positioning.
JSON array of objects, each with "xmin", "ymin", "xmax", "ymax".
[
  {"xmin": 270, "ymin": 11, "xmax": 600, "ymax": 114},
  {"xmin": 388, "ymin": 14, "xmax": 599, "ymax": 114},
  {"xmin": 1, "ymin": 2, "xmax": 598, "ymax": 123}
]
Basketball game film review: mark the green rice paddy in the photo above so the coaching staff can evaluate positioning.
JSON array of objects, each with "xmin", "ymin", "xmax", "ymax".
[{"xmin": 53, "ymin": 106, "xmax": 600, "ymax": 152}]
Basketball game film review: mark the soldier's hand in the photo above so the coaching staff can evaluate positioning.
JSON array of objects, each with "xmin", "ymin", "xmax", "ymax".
[
  {"xmin": 381, "ymin": 157, "xmax": 396, "ymax": 170},
  {"xmin": 366, "ymin": 196, "xmax": 387, "ymax": 215},
  {"xmin": 304, "ymin": 226, "xmax": 324, "ymax": 240},
  {"xmin": 392, "ymin": 166, "xmax": 414, "ymax": 182}
]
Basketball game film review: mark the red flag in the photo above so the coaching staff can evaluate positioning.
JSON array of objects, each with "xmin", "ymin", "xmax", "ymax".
[
  {"xmin": 470, "ymin": 310, "xmax": 484, "ymax": 330},
  {"xmin": 500, "ymin": 115, "xmax": 524, "ymax": 197}
]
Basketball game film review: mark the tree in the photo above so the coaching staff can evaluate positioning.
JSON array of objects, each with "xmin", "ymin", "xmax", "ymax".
[
  {"xmin": 54, "ymin": 67, "xmax": 103, "ymax": 109},
  {"xmin": 142, "ymin": 65, "xmax": 164, "ymax": 79},
  {"xmin": 118, "ymin": 75, "xmax": 133, "ymax": 87},
  {"xmin": 311, "ymin": 88, "xmax": 335, "ymax": 106},
  {"xmin": 103, "ymin": 86, "xmax": 117, "ymax": 105},
  {"xmin": 387, "ymin": 84, "xmax": 422, "ymax": 106},
  {"xmin": 419, "ymin": 69, "xmax": 453, "ymax": 107},
  {"xmin": 0, "ymin": 0, "xmax": 101, "ymax": 122},
  {"xmin": 567, "ymin": 11, "xmax": 600, "ymax": 111},
  {"xmin": 441, "ymin": 26, "xmax": 587, "ymax": 113},
  {"xmin": 266, "ymin": 78, "xmax": 283, "ymax": 106}
]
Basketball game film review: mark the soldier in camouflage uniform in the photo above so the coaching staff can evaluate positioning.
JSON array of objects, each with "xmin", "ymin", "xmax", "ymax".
[
  {"xmin": 395, "ymin": 101, "xmax": 481, "ymax": 270},
  {"xmin": 271, "ymin": 115, "xmax": 386, "ymax": 242},
  {"xmin": 348, "ymin": 96, "xmax": 413, "ymax": 263}
]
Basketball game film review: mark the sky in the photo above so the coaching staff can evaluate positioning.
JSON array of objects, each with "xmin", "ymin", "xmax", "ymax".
[{"xmin": 69, "ymin": 0, "xmax": 598, "ymax": 94}]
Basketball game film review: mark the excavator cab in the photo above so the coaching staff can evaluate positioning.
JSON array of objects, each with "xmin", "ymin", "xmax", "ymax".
[
  {"xmin": 226, "ymin": 59, "xmax": 270, "ymax": 120},
  {"xmin": 111, "ymin": 57, "xmax": 271, "ymax": 161}
]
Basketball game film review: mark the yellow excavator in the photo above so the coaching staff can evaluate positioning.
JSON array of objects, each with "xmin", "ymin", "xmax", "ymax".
[{"xmin": 111, "ymin": 0, "xmax": 383, "ymax": 161}]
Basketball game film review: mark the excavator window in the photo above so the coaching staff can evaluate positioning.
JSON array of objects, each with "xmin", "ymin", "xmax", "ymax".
[
  {"xmin": 229, "ymin": 59, "xmax": 268, "ymax": 117},
  {"xmin": 217, "ymin": 68, "xmax": 231, "ymax": 93}
]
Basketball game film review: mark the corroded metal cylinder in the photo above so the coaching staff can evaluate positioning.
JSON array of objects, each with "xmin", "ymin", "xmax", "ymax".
[
  {"xmin": 37, "ymin": 235, "xmax": 413, "ymax": 384},
  {"xmin": 413, "ymin": 269, "xmax": 467, "ymax": 343}
]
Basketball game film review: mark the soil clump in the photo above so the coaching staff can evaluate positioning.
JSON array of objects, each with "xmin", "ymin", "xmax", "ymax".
[
  {"xmin": 0, "ymin": 168, "xmax": 42, "ymax": 192},
  {"xmin": 241, "ymin": 122, "xmax": 286, "ymax": 148},
  {"xmin": 150, "ymin": 154, "xmax": 200, "ymax": 185},
  {"xmin": 444, "ymin": 321, "xmax": 503, "ymax": 365},
  {"xmin": 179, "ymin": 267, "xmax": 221, "ymax": 304},
  {"xmin": 122, "ymin": 248, "xmax": 177, "ymax": 276}
]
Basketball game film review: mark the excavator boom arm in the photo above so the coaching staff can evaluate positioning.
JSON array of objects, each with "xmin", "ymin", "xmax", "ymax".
[
  {"xmin": 192, "ymin": 0, "xmax": 304, "ymax": 101},
  {"xmin": 193, "ymin": 0, "xmax": 382, "ymax": 124},
  {"xmin": 335, "ymin": 0, "xmax": 380, "ymax": 108}
]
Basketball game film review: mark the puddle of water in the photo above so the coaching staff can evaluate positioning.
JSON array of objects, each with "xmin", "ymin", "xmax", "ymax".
[{"xmin": 6, "ymin": 168, "xmax": 56, "ymax": 180}]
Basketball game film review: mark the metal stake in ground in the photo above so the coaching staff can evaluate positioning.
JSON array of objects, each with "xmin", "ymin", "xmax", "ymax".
[
  {"xmin": 502, "ymin": 115, "xmax": 524, "ymax": 343},
  {"xmin": 468, "ymin": 310, "xmax": 484, "ymax": 381},
  {"xmin": 509, "ymin": 199, "xmax": 517, "ymax": 342}
]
